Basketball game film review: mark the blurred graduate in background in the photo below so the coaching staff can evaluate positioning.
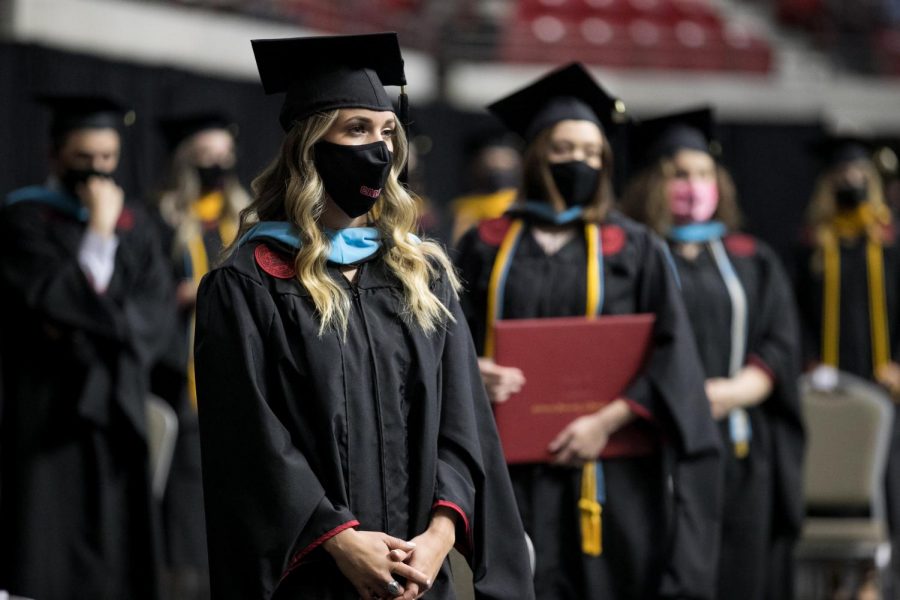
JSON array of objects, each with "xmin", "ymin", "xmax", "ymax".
[
  {"xmin": 620, "ymin": 107, "xmax": 805, "ymax": 600},
  {"xmin": 455, "ymin": 63, "xmax": 722, "ymax": 600},
  {"xmin": 795, "ymin": 134, "xmax": 900, "ymax": 594},
  {"xmin": 0, "ymin": 95, "xmax": 171, "ymax": 599},
  {"xmin": 448, "ymin": 130, "xmax": 521, "ymax": 243},
  {"xmin": 151, "ymin": 112, "xmax": 249, "ymax": 599}
]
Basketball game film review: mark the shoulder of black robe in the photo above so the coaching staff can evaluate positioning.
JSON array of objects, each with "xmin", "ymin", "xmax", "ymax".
[
  {"xmin": 725, "ymin": 233, "xmax": 806, "ymax": 539},
  {"xmin": 0, "ymin": 195, "xmax": 173, "ymax": 436},
  {"xmin": 195, "ymin": 241, "xmax": 534, "ymax": 600}
]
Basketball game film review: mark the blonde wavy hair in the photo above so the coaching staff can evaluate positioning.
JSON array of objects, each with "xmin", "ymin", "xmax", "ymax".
[
  {"xmin": 231, "ymin": 110, "xmax": 460, "ymax": 337},
  {"xmin": 157, "ymin": 135, "xmax": 250, "ymax": 261}
]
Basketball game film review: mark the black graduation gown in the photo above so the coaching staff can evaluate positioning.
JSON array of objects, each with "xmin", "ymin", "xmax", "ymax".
[
  {"xmin": 194, "ymin": 239, "xmax": 535, "ymax": 600},
  {"xmin": 0, "ymin": 193, "xmax": 173, "ymax": 600},
  {"xmin": 454, "ymin": 210, "xmax": 723, "ymax": 600},
  {"xmin": 150, "ymin": 217, "xmax": 227, "ymax": 582},
  {"xmin": 795, "ymin": 227, "xmax": 900, "ymax": 379},
  {"xmin": 671, "ymin": 235, "xmax": 805, "ymax": 600}
]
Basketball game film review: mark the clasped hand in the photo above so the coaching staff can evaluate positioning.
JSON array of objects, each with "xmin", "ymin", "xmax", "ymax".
[{"xmin": 324, "ymin": 510, "xmax": 456, "ymax": 600}]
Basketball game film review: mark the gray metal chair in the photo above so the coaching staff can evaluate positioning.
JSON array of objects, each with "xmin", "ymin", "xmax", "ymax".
[
  {"xmin": 146, "ymin": 394, "xmax": 179, "ymax": 500},
  {"xmin": 795, "ymin": 369, "xmax": 894, "ymax": 598}
]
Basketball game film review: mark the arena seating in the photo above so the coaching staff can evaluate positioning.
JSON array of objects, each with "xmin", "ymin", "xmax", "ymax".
[
  {"xmin": 169, "ymin": 0, "xmax": 900, "ymax": 76},
  {"xmin": 498, "ymin": 1, "xmax": 773, "ymax": 72}
]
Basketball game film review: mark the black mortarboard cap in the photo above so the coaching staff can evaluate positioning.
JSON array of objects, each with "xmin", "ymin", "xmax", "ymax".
[
  {"xmin": 251, "ymin": 33, "xmax": 407, "ymax": 132},
  {"xmin": 158, "ymin": 112, "xmax": 236, "ymax": 151},
  {"xmin": 35, "ymin": 94, "xmax": 133, "ymax": 139},
  {"xmin": 487, "ymin": 63, "xmax": 626, "ymax": 143},
  {"xmin": 809, "ymin": 134, "xmax": 872, "ymax": 168},
  {"xmin": 630, "ymin": 107, "xmax": 716, "ymax": 169}
]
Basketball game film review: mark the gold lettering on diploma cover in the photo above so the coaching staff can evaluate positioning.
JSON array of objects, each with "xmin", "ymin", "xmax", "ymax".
[
  {"xmin": 531, "ymin": 401, "xmax": 605, "ymax": 415},
  {"xmin": 529, "ymin": 371, "xmax": 606, "ymax": 415}
]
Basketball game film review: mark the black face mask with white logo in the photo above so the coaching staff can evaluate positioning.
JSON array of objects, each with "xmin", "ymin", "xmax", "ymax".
[
  {"xmin": 314, "ymin": 141, "xmax": 393, "ymax": 218},
  {"xmin": 549, "ymin": 161, "xmax": 600, "ymax": 208},
  {"xmin": 835, "ymin": 182, "xmax": 868, "ymax": 210},
  {"xmin": 60, "ymin": 168, "xmax": 114, "ymax": 198}
]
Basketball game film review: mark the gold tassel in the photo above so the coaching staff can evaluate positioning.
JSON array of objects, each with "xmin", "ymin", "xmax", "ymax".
[
  {"xmin": 734, "ymin": 440, "xmax": 749, "ymax": 459},
  {"xmin": 579, "ymin": 462, "xmax": 602, "ymax": 556}
]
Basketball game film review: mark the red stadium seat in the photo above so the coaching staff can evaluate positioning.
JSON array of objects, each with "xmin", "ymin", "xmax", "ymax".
[{"xmin": 500, "ymin": 3, "xmax": 772, "ymax": 73}]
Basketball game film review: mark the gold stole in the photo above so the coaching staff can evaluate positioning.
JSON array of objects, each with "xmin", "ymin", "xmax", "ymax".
[
  {"xmin": 186, "ymin": 192, "xmax": 238, "ymax": 409},
  {"xmin": 821, "ymin": 204, "xmax": 891, "ymax": 376}
]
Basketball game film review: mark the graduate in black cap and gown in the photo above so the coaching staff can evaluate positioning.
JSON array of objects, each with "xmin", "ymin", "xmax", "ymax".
[
  {"xmin": 193, "ymin": 33, "xmax": 535, "ymax": 600},
  {"xmin": 0, "ymin": 95, "xmax": 172, "ymax": 599},
  {"xmin": 449, "ymin": 130, "xmax": 522, "ymax": 244},
  {"xmin": 796, "ymin": 136, "xmax": 900, "ymax": 384},
  {"xmin": 152, "ymin": 112, "xmax": 249, "ymax": 599},
  {"xmin": 794, "ymin": 135, "xmax": 900, "ymax": 589},
  {"xmin": 620, "ymin": 108, "xmax": 805, "ymax": 600},
  {"xmin": 454, "ymin": 63, "xmax": 722, "ymax": 600}
]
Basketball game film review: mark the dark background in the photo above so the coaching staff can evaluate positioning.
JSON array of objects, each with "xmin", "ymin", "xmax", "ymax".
[{"xmin": 1, "ymin": 41, "xmax": 824, "ymax": 271}]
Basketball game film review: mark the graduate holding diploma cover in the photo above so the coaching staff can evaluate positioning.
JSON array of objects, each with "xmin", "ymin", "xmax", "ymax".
[{"xmin": 455, "ymin": 63, "xmax": 723, "ymax": 600}]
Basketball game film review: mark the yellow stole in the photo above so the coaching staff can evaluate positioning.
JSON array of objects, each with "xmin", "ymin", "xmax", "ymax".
[
  {"xmin": 821, "ymin": 203, "xmax": 891, "ymax": 376},
  {"xmin": 186, "ymin": 192, "xmax": 238, "ymax": 409},
  {"xmin": 485, "ymin": 219, "xmax": 605, "ymax": 556}
]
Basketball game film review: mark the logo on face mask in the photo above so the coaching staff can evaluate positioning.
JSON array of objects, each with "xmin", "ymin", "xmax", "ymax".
[
  {"xmin": 314, "ymin": 140, "xmax": 393, "ymax": 218},
  {"xmin": 359, "ymin": 186, "xmax": 382, "ymax": 199}
]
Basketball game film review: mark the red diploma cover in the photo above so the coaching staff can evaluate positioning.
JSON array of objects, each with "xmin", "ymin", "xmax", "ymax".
[{"xmin": 492, "ymin": 314, "xmax": 657, "ymax": 464}]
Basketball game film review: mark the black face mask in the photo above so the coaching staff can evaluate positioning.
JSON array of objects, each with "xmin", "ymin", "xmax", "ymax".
[
  {"xmin": 195, "ymin": 164, "xmax": 231, "ymax": 191},
  {"xmin": 481, "ymin": 168, "xmax": 520, "ymax": 193},
  {"xmin": 835, "ymin": 182, "xmax": 868, "ymax": 209},
  {"xmin": 314, "ymin": 141, "xmax": 393, "ymax": 218},
  {"xmin": 549, "ymin": 161, "xmax": 600, "ymax": 208},
  {"xmin": 60, "ymin": 168, "xmax": 114, "ymax": 197}
]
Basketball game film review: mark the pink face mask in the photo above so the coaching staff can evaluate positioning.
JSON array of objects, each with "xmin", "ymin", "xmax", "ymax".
[{"xmin": 667, "ymin": 179, "xmax": 719, "ymax": 224}]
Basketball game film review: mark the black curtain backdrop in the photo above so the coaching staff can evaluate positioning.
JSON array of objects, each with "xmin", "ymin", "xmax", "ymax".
[{"xmin": 1, "ymin": 41, "xmax": 823, "ymax": 268}]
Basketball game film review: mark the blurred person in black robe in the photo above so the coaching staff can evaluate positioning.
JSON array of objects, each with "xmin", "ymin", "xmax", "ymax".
[
  {"xmin": 448, "ymin": 131, "xmax": 522, "ymax": 244},
  {"xmin": 796, "ymin": 136, "xmax": 900, "ymax": 383},
  {"xmin": 0, "ymin": 95, "xmax": 172, "ymax": 599},
  {"xmin": 454, "ymin": 63, "xmax": 722, "ymax": 600},
  {"xmin": 151, "ymin": 112, "xmax": 249, "ymax": 599},
  {"xmin": 795, "ymin": 135, "xmax": 900, "ymax": 592},
  {"xmin": 193, "ymin": 33, "xmax": 535, "ymax": 600},
  {"xmin": 620, "ymin": 108, "xmax": 805, "ymax": 600}
]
